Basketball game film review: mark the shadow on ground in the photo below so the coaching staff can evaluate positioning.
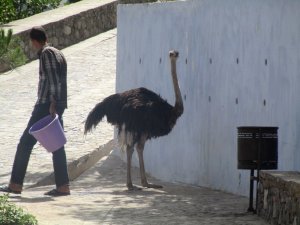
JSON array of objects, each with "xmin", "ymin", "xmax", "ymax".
[
  {"xmin": 8, "ymin": 154, "xmax": 268, "ymax": 225},
  {"xmin": 49, "ymin": 155, "xmax": 267, "ymax": 224}
]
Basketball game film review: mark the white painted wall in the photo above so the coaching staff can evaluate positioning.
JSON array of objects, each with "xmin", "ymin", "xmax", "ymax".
[{"xmin": 116, "ymin": 0, "xmax": 300, "ymax": 196}]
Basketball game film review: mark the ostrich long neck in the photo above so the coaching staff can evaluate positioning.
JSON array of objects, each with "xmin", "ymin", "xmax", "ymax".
[{"xmin": 171, "ymin": 59, "xmax": 183, "ymax": 114}]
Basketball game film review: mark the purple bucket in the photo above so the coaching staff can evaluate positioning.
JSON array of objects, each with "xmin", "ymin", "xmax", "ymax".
[{"xmin": 29, "ymin": 114, "xmax": 66, "ymax": 153}]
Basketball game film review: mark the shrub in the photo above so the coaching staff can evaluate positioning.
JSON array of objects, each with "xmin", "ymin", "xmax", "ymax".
[
  {"xmin": 0, "ymin": 194, "xmax": 38, "ymax": 225},
  {"xmin": 0, "ymin": 29, "xmax": 27, "ymax": 72}
]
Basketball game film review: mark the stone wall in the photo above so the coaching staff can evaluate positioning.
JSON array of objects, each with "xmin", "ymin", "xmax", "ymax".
[
  {"xmin": 1, "ymin": 0, "xmax": 166, "ymax": 73},
  {"xmin": 258, "ymin": 171, "xmax": 300, "ymax": 225},
  {"xmin": 0, "ymin": 0, "xmax": 161, "ymax": 73},
  {"xmin": 18, "ymin": 1, "xmax": 117, "ymax": 61},
  {"xmin": 0, "ymin": 0, "xmax": 117, "ymax": 74}
]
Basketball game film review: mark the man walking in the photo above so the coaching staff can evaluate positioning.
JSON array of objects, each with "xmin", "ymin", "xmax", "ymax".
[{"xmin": 0, "ymin": 26, "xmax": 70, "ymax": 196}]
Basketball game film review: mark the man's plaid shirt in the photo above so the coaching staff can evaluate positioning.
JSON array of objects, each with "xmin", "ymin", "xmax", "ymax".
[{"xmin": 37, "ymin": 44, "xmax": 67, "ymax": 108}]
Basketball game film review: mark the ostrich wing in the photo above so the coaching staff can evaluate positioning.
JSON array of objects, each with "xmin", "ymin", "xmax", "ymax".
[{"xmin": 119, "ymin": 88, "xmax": 174, "ymax": 139}]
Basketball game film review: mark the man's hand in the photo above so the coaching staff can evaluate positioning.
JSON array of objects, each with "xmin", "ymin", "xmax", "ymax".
[{"xmin": 50, "ymin": 101, "xmax": 56, "ymax": 118}]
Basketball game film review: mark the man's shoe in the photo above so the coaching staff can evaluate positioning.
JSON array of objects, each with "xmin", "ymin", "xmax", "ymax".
[
  {"xmin": 0, "ymin": 185, "xmax": 21, "ymax": 194},
  {"xmin": 44, "ymin": 189, "xmax": 70, "ymax": 197}
]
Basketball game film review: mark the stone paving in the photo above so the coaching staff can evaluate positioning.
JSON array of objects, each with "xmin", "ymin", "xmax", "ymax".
[
  {"xmin": 0, "ymin": 29, "xmax": 116, "ymax": 186},
  {"xmin": 8, "ymin": 154, "xmax": 269, "ymax": 225},
  {"xmin": 0, "ymin": 29, "xmax": 268, "ymax": 224}
]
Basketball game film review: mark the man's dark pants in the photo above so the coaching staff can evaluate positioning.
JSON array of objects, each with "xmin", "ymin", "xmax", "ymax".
[{"xmin": 10, "ymin": 103, "xmax": 69, "ymax": 187}]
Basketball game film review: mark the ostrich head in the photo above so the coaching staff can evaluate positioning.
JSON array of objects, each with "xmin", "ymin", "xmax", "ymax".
[{"xmin": 169, "ymin": 50, "xmax": 179, "ymax": 59}]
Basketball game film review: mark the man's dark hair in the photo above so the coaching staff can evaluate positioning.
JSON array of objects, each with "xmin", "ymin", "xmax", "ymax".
[{"xmin": 30, "ymin": 26, "xmax": 47, "ymax": 43}]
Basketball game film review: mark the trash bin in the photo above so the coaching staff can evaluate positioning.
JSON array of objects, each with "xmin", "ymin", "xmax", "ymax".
[{"xmin": 237, "ymin": 126, "xmax": 278, "ymax": 170}]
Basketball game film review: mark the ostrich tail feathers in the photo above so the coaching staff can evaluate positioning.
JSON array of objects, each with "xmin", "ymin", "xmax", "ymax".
[{"xmin": 84, "ymin": 101, "xmax": 106, "ymax": 134}]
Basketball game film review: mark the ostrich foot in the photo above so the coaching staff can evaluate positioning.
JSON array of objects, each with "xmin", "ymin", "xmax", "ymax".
[
  {"xmin": 142, "ymin": 182, "xmax": 163, "ymax": 189},
  {"xmin": 127, "ymin": 184, "xmax": 142, "ymax": 191}
]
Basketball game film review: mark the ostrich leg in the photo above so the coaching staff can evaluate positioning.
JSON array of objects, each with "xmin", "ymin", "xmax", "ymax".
[
  {"xmin": 125, "ymin": 144, "xmax": 140, "ymax": 191},
  {"xmin": 136, "ymin": 139, "xmax": 163, "ymax": 189}
]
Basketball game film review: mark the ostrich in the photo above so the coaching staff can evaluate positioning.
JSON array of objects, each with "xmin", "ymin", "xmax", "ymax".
[{"xmin": 84, "ymin": 50, "xmax": 183, "ymax": 190}]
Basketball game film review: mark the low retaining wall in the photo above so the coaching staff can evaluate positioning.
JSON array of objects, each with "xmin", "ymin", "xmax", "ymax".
[
  {"xmin": 1, "ymin": 0, "xmax": 160, "ymax": 73},
  {"xmin": 258, "ymin": 171, "xmax": 300, "ymax": 225},
  {"xmin": 0, "ymin": 0, "xmax": 117, "ymax": 72},
  {"xmin": 19, "ymin": 1, "xmax": 117, "ymax": 60}
]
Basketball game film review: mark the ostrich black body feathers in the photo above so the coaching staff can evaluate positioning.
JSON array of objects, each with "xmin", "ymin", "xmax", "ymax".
[{"xmin": 85, "ymin": 87, "xmax": 182, "ymax": 142}]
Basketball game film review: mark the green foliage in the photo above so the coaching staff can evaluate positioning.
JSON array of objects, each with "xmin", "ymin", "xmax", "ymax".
[
  {"xmin": 0, "ymin": 29, "xmax": 27, "ymax": 70},
  {"xmin": 0, "ymin": 0, "xmax": 17, "ymax": 24},
  {"xmin": 0, "ymin": 0, "xmax": 61, "ymax": 25},
  {"xmin": 0, "ymin": 194, "xmax": 38, "ymax": 225},
  {"xmin": 0, "ymin": 29, "xmax": 13, "ymax": 57},
  {"xmin": 13, "ymin": 0, "xmax": 61, "ymax": 19}
]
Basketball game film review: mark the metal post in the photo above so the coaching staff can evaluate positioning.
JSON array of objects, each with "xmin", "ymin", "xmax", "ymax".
[
  {"xmin": 255, "ymin": 169, "xmax": 260, "ymax": 214},
  {"xmin": 255, "ymin": 128, "xmax": 262, "ymax": 214},
  {"xmin": 248, "ymin": 168, "xmax": 255, "ymax": 212}
]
